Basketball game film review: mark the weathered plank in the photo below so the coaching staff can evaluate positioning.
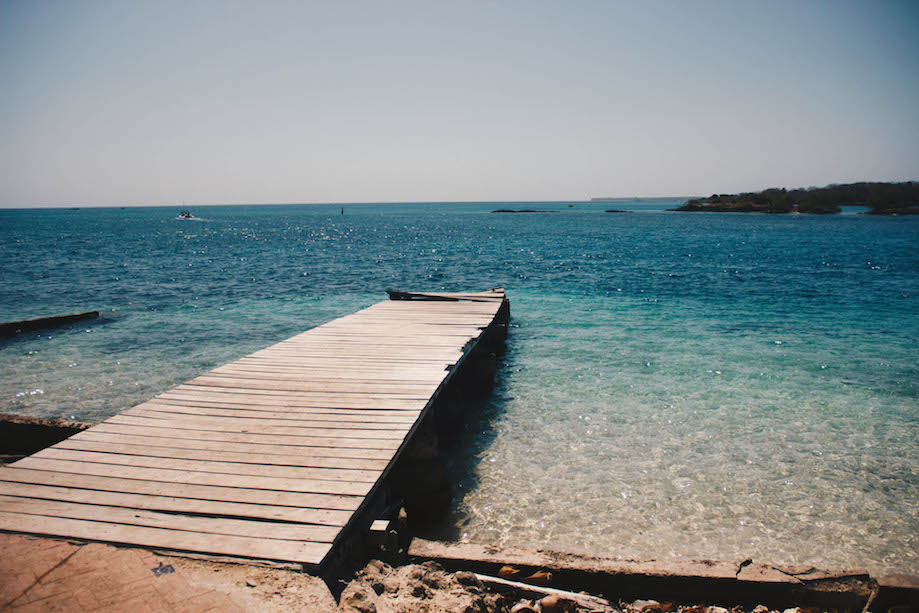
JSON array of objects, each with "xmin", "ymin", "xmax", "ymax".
[
  {"xmin": 171, "ymin": 385, "xmax": 432, "ymax": 401},
  {"xmin": 237, "ymin": 356, "xmax": 455, "ymax": 367},
  {"xmin": 156, "ymin": 390, "xmax": 430, "ymax": 410},
  {"xmin": 32, "ymin": 447, "xmax": 381, "ymax": 483},
  {"xmin": 143, "ymin": 400, "xmax": 422, "ymax": 422},
  {"xmin": 71, "ymin": 430, "xmax": 396, "ymax": 462},
  {"xmin": 187, "ymin": 375, "xmax": 440, "ymax": 395},
  {"xmin": 108, "ymin": 413, "xmax": 410, "ymax": 439},
  {"xmin": 130, "ymin": 404, "xmax": 418, "ymax": 427},
  {"xmin": 57, "ymin": 436, "xmax": 390, "ymax": 470},
  {"xmin": 12, "ymin": 457, "xmax": 374, "ymax": 497},
  {"xmin": 85, "ymin": 423, "xmax": 405, "ymax": 451},
  {"xmin": 213, "ymin": 364, "xmax": 449, "ymax": 379},
  {"xmin": 0, "ymin": 495, "xmax": 340, "ymax": 542},
  {"xmin": 0, "ymin": 468, "xmax": 364, "ymax": 511},
  {"xmin": 0, "ymin": 481, "xmax": 354, "ymax": 526},
  {"xmin": 0, "ymin": 509, "xmax": 331, "ymax": 564}
]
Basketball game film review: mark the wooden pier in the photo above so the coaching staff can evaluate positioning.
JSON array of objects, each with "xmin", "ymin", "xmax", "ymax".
[{"xmin": 0, "ymin": 290, "xmax": 508, "ymax": 573}]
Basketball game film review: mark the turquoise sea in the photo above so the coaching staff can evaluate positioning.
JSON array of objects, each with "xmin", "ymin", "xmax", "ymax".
[{"xmin": 1, "ymin": 201, "xmax": 917, "ymax": 575}]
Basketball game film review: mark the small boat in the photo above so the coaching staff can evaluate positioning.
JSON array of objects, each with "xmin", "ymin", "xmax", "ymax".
[{"xmin": 178, "ymin": 210, "xmax": 195, "ymax": 220}]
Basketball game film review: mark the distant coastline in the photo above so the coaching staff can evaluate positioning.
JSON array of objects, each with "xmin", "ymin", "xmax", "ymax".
[{"xmin": 669, "ymin": 181, "xmax": 919, "ymax": 215}]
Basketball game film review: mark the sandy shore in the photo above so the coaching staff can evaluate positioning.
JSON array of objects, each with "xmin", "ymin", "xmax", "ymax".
[{"xmin": 3, "ymin": 531, "xmax": 914, "ymax": 612}]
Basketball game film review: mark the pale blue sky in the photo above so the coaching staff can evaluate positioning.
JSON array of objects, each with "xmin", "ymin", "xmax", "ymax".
[{"xmin": 1, "ymin": 0, "xmax": 917, "ymax": 206}]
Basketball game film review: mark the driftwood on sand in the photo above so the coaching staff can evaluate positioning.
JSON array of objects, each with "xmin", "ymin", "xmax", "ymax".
[{"xmin": 474, "ymin": 572, "xmax": 616, "ymax": 612}]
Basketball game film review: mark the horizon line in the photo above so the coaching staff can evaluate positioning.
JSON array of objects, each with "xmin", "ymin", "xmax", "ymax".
[{"xmin": 0, "ymin": 196, "xmax": 696, "ymax": 210}]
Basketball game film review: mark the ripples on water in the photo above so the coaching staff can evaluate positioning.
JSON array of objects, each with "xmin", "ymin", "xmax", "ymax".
[{"xmin": 1, "ymin": 201, "xmax": 917, "ymax": 574}]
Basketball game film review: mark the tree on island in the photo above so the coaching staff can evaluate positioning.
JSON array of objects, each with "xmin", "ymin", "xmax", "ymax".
[{"xmin": 671, "ymin": 181, "xmax": 919, "ymax": 215}]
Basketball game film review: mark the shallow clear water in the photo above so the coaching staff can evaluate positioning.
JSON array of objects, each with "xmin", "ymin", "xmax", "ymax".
[{"xmin": 1, "ymin": 201, "xmax": 917, "ymax": 574}]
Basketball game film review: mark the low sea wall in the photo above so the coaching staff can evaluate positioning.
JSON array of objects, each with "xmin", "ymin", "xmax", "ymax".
[{"xmin": 0, "ymin": 413, "xmax": 92, "ymax": 464}]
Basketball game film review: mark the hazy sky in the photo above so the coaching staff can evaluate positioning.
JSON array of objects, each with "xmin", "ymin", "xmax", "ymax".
[{"xmin": 1, "ymin": 0, "xmax": 918, "ymax": 206}]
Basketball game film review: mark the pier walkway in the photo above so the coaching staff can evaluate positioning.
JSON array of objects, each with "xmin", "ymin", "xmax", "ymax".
[{"xmin": 0, "ymin": 290, "xmax": 508, "ymax": 573}]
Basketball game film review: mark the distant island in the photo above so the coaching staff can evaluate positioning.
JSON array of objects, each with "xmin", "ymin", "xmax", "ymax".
[
  {"xmin": 670, "ymin": 181, "xmax": 919, "ymax": 215},
  {"xmin": 491, "ymin": 209, "xmax": 558, "ymax": 213}
]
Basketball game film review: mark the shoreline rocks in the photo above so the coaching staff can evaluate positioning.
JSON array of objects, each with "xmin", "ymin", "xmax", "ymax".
[
  {"xmin": 336, "ymin": 560, "xmax": 836, "ymax": 613},
  {"xmin": 339, "ymin": 560, "xmax": 506, "ymax": 613}
]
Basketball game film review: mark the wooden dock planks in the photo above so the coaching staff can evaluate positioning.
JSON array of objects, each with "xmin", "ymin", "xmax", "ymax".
[{"xmin": 0, "ymin": 290, "xmax": 508, "ymax": 570}]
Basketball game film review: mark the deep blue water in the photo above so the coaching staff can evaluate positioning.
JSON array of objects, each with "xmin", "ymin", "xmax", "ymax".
[{"xmin": 1, "ymin": 201, "xmax": 917, "ymax": 573}]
